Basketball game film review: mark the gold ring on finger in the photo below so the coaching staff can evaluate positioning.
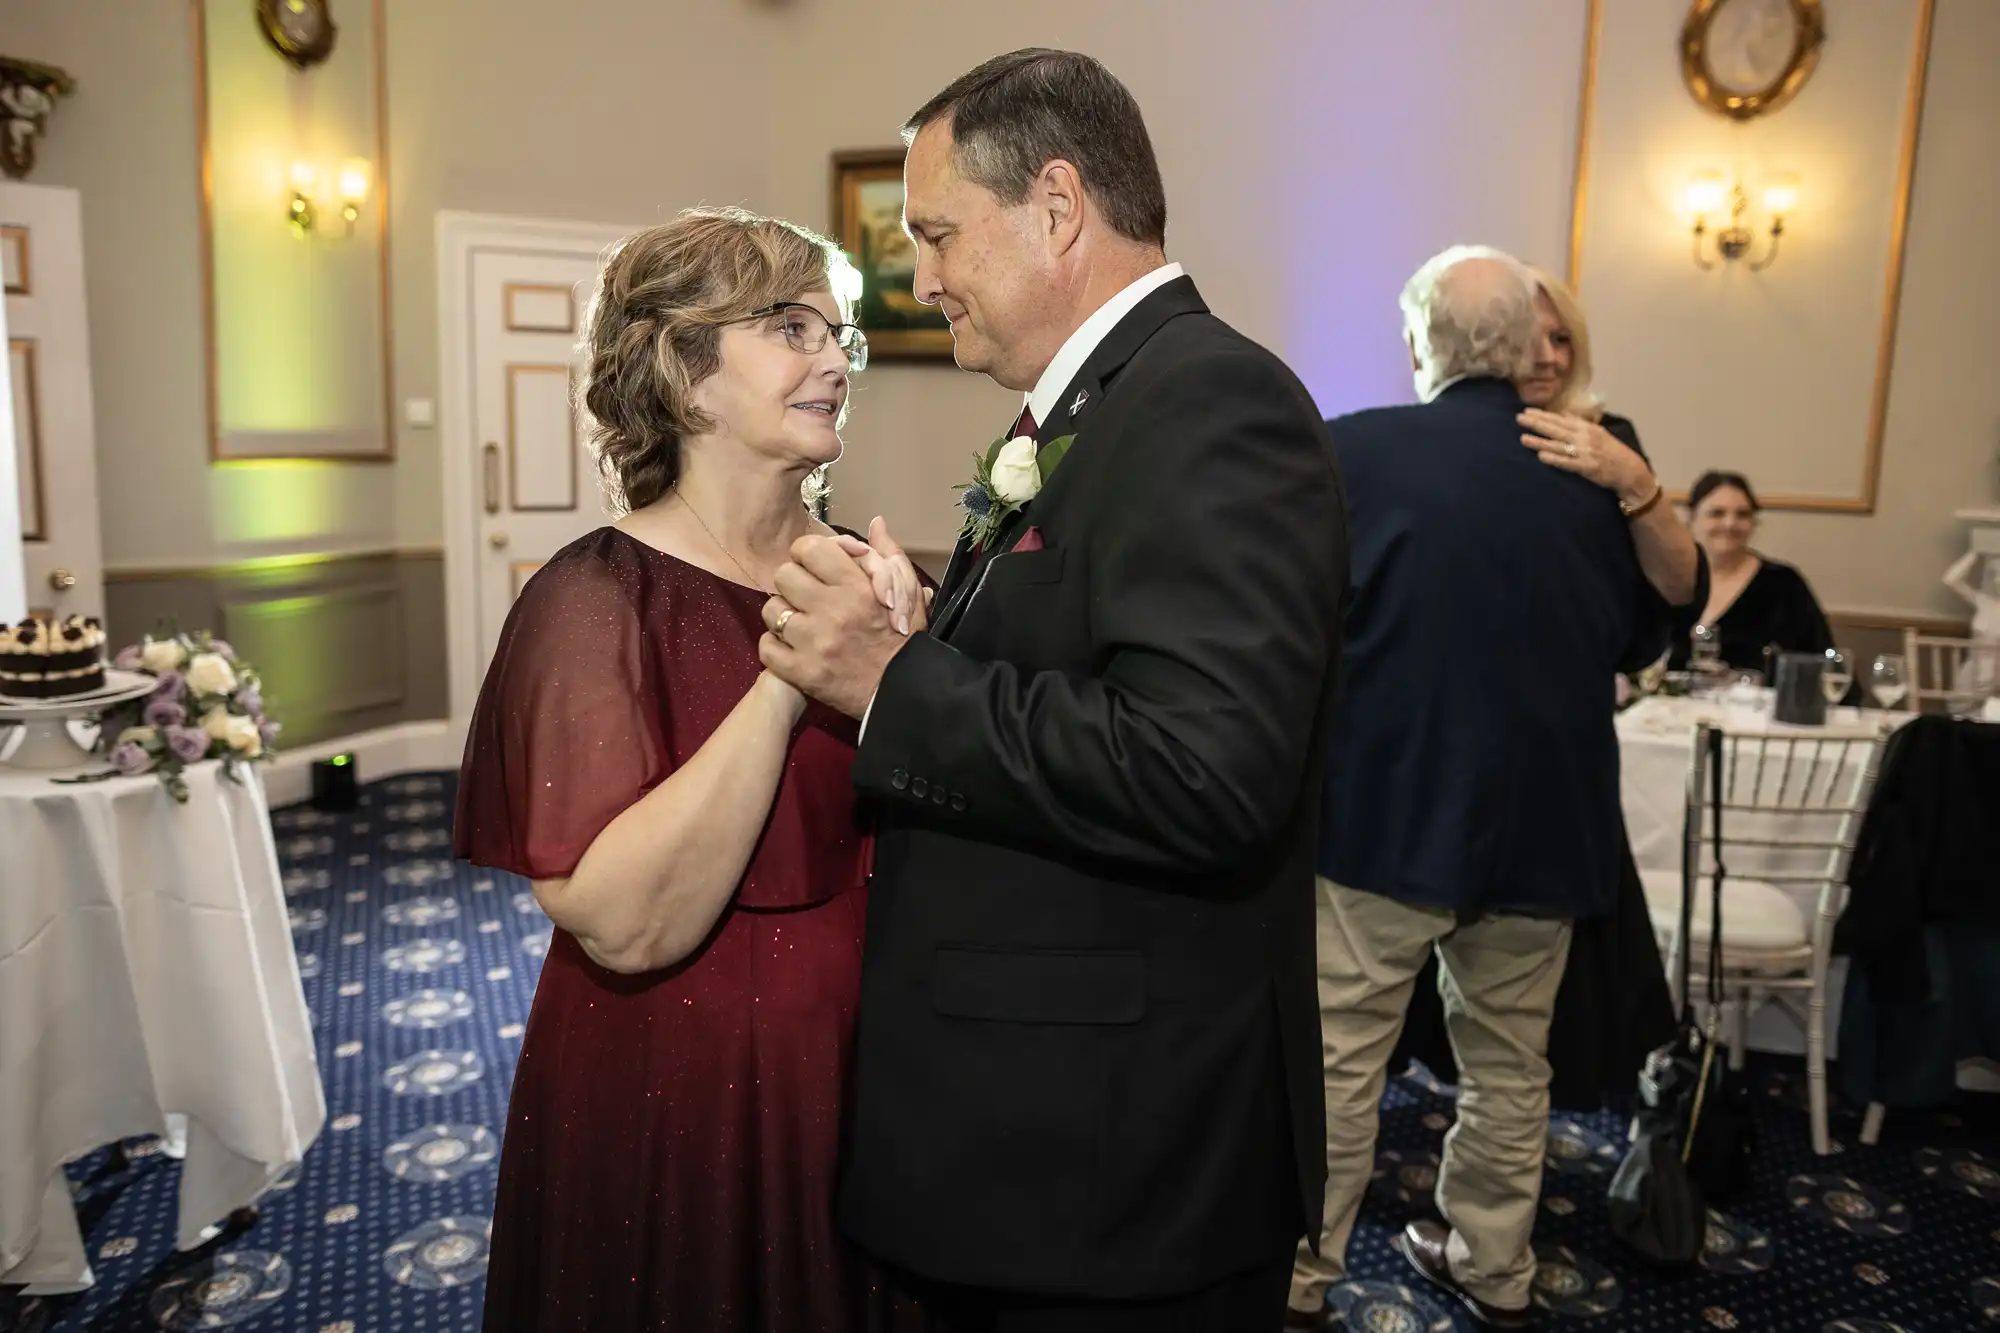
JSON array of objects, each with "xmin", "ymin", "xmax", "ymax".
[{"xmin": 774, "ymin": 608, "xmax": 796, "ymax": 644}]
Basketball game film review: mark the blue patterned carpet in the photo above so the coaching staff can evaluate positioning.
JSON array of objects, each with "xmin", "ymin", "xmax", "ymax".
[{"xmin": 3, "ymin": 769, "xmax": 1997, "ymax": 1332}]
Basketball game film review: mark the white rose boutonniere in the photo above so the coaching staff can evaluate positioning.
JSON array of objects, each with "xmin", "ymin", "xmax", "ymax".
[
  {"xmin": 185, "ymin": 652, "xmax": 238, "ymax": 697},
  {"xmin": 989, "ymin": 436, "xmax": 1043, "ymax": 506},
  {"xmin": 140, "ymin": 638, "xmax": 187, "ymax": 673},
  {"xmin": 956, "ymin": 429, "xmax": 1075, "ymax": 549}
]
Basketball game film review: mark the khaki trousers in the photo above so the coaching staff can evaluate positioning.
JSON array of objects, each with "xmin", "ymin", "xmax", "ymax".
[{"xmin": 1288, "ymin": 879, "xmax": 1572, "ymax": 1315}]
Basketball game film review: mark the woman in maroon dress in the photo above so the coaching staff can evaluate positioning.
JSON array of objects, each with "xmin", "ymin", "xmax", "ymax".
[{"xmin": 454, "ymin": 208, "xmax": 925, "ymax": 1332}]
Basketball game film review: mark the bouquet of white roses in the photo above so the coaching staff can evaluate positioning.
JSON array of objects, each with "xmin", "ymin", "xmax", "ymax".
[{"xmin": 66, "ymin": 628, "xmax": 280, "ymax": 802}]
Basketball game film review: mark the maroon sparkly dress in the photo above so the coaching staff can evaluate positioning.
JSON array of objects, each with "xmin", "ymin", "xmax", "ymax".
[{"xmin": 454, "ymin": 526, "xmax": 905, "ymax": 1332}]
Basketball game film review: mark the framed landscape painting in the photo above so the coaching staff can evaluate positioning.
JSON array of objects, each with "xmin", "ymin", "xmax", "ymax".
[{"xmin": 830, "ymin": 149, "xmax": 954, "ymax": 360}]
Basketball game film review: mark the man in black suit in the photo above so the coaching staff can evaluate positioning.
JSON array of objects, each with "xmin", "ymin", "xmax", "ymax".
[
  {"xmin": 758, "ymin": 48, "xmax": 1346, "ymax": 1331},
  {"xmin": 1285, "ymin": 248, "xmax": 1686, "ymax": 1331}
]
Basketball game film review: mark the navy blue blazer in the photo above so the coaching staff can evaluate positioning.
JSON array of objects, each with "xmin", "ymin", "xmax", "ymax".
[{"xmin": 1319, "ymin": 377, "xmax": 1680, "ymax": 919}]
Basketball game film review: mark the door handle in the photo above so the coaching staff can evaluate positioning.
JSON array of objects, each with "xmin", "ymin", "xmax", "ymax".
[
  {"xmin": 483, "ymin": 443, "xmax": 502, "ymax": 515},
  {"xmin": 489, "ymin": 532, "xmax": 510, "ymax": 550},
  {"xmin": 48, "ymin": 567, "xmax": 77, "ymax": 591}
]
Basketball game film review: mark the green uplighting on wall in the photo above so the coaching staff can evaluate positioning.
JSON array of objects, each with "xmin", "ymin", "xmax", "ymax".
[{"xmin": 211, "ymin": 459, "xmax": 345, "ymax": 542}]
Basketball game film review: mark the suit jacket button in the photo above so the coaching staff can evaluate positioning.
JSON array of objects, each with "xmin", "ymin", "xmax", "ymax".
[
  {"xmin": 949, "ymin": 791, "xmax": 967, "ymax": 811},
  {"xmin": 910, "ymin": 777, "xmax": 930, "ymax": 799},
  {"xmin": 890, "ymin": 768, "xmax": 909, "ymax": 791},
  {"xmin": 931, "ymin": 786, "xmax": 947, "ymax": 805}
]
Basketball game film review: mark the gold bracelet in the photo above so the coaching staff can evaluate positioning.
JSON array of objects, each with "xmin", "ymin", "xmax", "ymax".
[{"xmin": 1621, "ymin": 481, "xmax": 1665, "ymax": 520}]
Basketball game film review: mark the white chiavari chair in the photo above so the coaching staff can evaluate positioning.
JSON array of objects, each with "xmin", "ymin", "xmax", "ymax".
[
  {"xmin": 1902, "ymin": 628, "xmax": 1999, "ymax": 715},
  {"xmin": 1638, "ymin": 723, "xmax": 1887, "ymax": 1156}
]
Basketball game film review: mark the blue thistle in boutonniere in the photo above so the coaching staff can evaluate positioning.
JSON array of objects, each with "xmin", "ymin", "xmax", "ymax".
[{"xmin": 955, "ymin": 430, "xmax": 1074, "ymax": 549}]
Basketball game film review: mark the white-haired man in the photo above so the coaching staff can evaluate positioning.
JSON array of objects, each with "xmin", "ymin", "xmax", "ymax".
[{"xmin": 1287, "ymin": 247, "xmax": 1683, "ymax": 1330}]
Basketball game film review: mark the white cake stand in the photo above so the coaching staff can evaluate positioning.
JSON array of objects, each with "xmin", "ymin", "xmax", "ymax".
[{"xmin": 0, "ymin": 669, "xmax": 157, "ymax": 770}]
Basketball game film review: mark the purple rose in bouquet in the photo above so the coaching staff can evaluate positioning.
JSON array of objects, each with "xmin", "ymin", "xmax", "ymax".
[
  {"xmin": 114, "ymin": 644, "xmax": 143, "ymax": 671},
  {"xmin": 111, "ymin": 741, "xmax": 153, "ymax": 776},
  {"xmin": 208, "ymin": 640, "xmax": 235, "ymax": 661},
  {"xmin": 237, "ymin": 686, "xmax": 264, "ymax": 719},
  {"xmin": 144, "ymin": 698, "xmax": 187, "ymax": 729},
  {"xmin": 259, "ymin": 719, "xmax": 282, "ymax": 748},
  {"xmin": 166, "ymin": 726, "xmax": 211, "ymax": 764},
  {"xmin": 151, "ymin": 670, "xmax": 187, "ymax": 702}
]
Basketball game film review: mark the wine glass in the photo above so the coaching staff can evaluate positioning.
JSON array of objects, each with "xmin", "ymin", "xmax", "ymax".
[
  {"xmin": 1821, "ymin": 648, "xmax": 1852, "ymax": 705},
  {"xmin": 1869, "ymin": 653, "xmax": 1908, "ymax": 710},
  {"xmin": 1689, "ymin": 625, "xmax": 1722, "ymax": 684}
]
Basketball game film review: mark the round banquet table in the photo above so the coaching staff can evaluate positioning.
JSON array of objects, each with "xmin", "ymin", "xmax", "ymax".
[{"xmin": 0, "ymin": 756, "xmax": 324, "ymax": 1292}]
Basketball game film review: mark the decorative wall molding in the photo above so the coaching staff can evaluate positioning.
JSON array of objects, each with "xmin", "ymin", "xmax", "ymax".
[
  {"xmin": 222, "ymin": 581, "xmax": 407, "ymax": 723},
  {"xmin": 104, "ymin": 549, "xmax": 446, "ymax": 749},
  {"xmin": 104, "ymin": 545, "xmax": 443, "ymax": 582},
  {"xmin": 503, "ymin": 283, "xmax": 576, "ymax": 334},
  {"xmin": 10, "ymin": 338, "xmax": 44, "ymax": 542},
  {"xmin": 1, "ymin": 224, "xmax": 29, "ymax": 294},
  {"xmin": 192, "ymin": 0, "xmax": 394, "ymax": 462},
  {"xmin": 1566, "ymin": 0, "xmax": 1938, "ymax": 515}
]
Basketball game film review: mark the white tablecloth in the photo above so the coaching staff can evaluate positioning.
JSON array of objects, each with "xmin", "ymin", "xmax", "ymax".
[
  {"xmin": 0, "ymin": 759, "xmax": 324, "ymax": 1291},
  {"xmin": 1618, "ymin": 695, "xmax": 1901, "ymax": 874}
]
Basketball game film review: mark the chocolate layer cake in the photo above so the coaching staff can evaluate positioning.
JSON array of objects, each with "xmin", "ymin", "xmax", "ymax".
[{"xmin": 0, "ymin": 616, "xmax": 108, "ymax": 700}]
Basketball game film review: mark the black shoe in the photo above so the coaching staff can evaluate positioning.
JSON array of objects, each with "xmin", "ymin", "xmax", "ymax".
[
  {"xmin": 1395, "ymin": 1221, "xmax": 1539, "ymax": 1329},
  {"xmin": 1280, "ymin": 1305, "xmax": 1326, "ymax": 1332}
]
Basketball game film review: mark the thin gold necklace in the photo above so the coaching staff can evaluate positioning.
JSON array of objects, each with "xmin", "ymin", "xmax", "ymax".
[{"xmin": 674, "ymin": 490, "xmax": 771, "ymax": 593}]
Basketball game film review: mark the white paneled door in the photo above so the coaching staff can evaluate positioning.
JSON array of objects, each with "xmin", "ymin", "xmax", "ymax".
[
  {"xmin": 1, "ymin": 184, "xmax": 101, "ymax": 623},
  {"xmin": 470, "ymin": 250, "xmax": 615, "ymax": 673}
]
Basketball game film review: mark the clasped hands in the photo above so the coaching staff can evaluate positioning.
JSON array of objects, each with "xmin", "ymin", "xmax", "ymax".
[{"xmin": 759, "ymin": 517, "xmax": 930, "ymax": 719}]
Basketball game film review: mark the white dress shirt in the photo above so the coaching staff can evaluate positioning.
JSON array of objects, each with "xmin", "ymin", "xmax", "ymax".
[{"xmin": 859, "ymin": 262, "xmax": 1188, "ymax": 739}]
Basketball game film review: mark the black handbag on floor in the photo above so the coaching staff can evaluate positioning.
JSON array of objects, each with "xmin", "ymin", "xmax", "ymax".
[{"xmin": 1608, "ymin": 728, "xmax": 1756, "ymax": 1265}]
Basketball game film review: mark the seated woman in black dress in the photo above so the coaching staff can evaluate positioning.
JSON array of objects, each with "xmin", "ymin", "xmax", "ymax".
[{"xmin": 1668, "ymin": 470, "xmax": 1835, "ymax": 672}]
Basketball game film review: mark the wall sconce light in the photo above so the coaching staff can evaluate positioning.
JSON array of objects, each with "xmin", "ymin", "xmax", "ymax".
[
  {"xmin": 1686, "ymin": 170, "xmax": 1797, "ymax": 271},
  {"xmin": 286, "ymin": 157, "xmax": 370, "ymax": 239}
]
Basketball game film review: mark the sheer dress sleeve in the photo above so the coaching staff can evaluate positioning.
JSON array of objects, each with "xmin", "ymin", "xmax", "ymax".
[{"xmin": 453, "ymin": 546, "xmax": 668, "ymax": 880}]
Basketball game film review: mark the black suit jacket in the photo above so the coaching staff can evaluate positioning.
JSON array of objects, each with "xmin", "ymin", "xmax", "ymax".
[{"xmin": 841, "ymin": 277, "xmax": 1347, "ymax": 1298}]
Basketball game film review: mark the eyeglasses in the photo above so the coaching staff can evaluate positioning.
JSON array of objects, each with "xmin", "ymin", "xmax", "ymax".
[{"xmin": 748, "ymin": 302, "xmax": 869, "ymax": 372}]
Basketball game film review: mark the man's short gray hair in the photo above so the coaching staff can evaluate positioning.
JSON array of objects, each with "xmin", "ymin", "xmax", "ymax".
[{"xmin": 1399, "ymin": 245, "xmax": 1537, "ymax": 402}]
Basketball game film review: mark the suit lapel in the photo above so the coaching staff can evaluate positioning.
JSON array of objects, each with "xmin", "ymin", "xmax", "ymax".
[
  {"xmin": 933, "ymin": 534, "xmax": 978, "ymax": 611},
  {"xmin": 930, "ymin": 277, "xmax": 1210, "ymax": 644}
]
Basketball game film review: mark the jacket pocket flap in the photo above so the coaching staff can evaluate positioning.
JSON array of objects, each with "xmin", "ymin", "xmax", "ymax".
[{"xmin": 983, "ymin": 547, "xmax": 1066, "ymax": 586}]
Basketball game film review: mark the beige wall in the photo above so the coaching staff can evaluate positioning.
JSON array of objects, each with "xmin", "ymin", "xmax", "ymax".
[
  {"xmin": 4, "ymin": 0, "xmax": 1995, "ymax": 619},
  {"xmin": 1578, "ymin": 0, "xmax": 2000, "ymax": 621},
  {"xmin": 1751, "ymin": 0, "xmax": 1998, "ymax": 619}
]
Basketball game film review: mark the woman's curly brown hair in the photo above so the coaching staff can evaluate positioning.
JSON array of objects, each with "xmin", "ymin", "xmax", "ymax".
[{"xmin": 580, "ymin": 207, "xmax": 855, "ymax": 515}]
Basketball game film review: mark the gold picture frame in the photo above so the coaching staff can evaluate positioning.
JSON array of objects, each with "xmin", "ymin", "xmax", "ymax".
[
  {"xmin": 830, "ymin": 149, "xmax": 953, "ymax": 361},
  {"xmin": 1681, "ymin": 0, "xmax": 1827, "ymax": 121}
]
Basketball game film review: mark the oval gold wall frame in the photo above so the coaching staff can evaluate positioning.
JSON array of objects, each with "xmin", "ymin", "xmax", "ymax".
[{"xmin": 1681, "ymin": 0, "xmax": 1827, "ymax": 122}]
